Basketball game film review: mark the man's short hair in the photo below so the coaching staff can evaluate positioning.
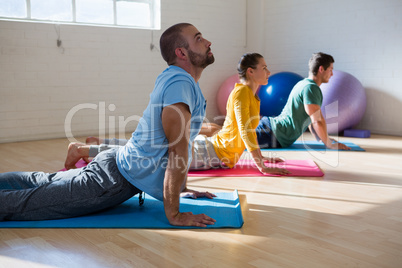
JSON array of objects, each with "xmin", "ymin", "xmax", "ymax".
[
  {"xmin": 160, "ymin": 23, "xmax": 192, "ymax": 65},
  {"xmin": 309, "ymin": 52, "xmax": 335, "ymax": 75}
]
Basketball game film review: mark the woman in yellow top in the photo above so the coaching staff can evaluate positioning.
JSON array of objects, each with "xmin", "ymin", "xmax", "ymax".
[{"xmin": 190, "ymin": 53, "xmax": 289, "ymax": 175}]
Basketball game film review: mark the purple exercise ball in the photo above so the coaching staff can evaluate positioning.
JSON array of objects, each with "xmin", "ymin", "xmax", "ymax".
[{"xmin": 320, "ymin": 70, "xmax": 366, "ymax": 134}]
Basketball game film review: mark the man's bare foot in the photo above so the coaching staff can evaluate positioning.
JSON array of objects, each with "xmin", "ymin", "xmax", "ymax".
[
  {"xmin": 86, "ymin": 136, "xmax": 101, "ymax": 145},
  {"xmin": 64, "ymin": 142, "xmax": 88, "ymax": 170}
]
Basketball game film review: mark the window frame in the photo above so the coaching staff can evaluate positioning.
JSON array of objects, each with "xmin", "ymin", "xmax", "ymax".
[{"xmin": 0, "ymin": 0, "xmax": 161, "ymax": 30}]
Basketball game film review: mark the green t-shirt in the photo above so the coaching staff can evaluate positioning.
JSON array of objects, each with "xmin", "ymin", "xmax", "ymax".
[{"xmin": 270, "ymin": 78, "xmax": 323, "ymax": 147}]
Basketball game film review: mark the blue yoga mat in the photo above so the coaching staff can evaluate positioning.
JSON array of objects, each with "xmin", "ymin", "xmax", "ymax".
[
  {"xmin": 0, "ymin": 191, "xmax": 243, "ymax": 229},
  {"xmin": 261, "ymin": 141, "xmax": 365, "ymax": 151}
]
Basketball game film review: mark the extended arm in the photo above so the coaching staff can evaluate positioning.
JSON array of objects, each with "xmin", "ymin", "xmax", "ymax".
[
  {"xmin": 162, "ymin": 103, "xmax": 216, "ymax": 227},
  {"xmin": 304, "ymin": 104, "xmax": 350, "ymax": 150},
  {"xmin": 199, "ymin": 122, "xmax": 221, "ymax": 137},
  {"xmin": 308, "ymin": 124, "xmax": 320, "ymax": 141},
  {"xmin": 233, "ymin": 93, "xmax": 289, "ymax": 175},
  {"xmin": 249, "ymin": 148, "xmax": 290, "ymax": 175}
]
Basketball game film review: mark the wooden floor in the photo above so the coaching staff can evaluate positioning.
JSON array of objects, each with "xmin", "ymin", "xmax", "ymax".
[{"xmin": 0, "ymin": 133, "xmax": 401, "ymax": 268}]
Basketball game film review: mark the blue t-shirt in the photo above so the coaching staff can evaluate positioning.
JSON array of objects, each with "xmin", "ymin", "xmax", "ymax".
[
  {"xmin": 116, "ymin": 66, "xmax": 206, "ymax": 201},
  {"xmin": 270, "ymin": 78, "xmax": 323, "ymax": 147}
]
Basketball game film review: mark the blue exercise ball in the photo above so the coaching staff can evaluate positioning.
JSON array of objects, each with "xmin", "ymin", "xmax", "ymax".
[{"xmin": 258, "ymin": 72, "xmax": 303, "ymax": 117}]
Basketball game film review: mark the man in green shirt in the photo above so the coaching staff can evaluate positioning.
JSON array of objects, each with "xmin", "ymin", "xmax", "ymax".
[{"xmin": 256, "ymin": 52, "xmax": 350, "ymax": 150}]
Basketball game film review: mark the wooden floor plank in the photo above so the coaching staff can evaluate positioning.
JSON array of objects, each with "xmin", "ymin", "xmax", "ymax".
[{"xmin": 1, "ymin": 133, "xmax": 402, "ymax": 267}]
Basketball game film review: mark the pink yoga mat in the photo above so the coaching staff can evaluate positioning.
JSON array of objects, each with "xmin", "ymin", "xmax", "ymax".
[
  {"xmin": 60, "ymin": 159, "xmax": 88, "ymax": 171},
  {"xmin": 188, "ymin": 159, "xmax": 324, "ymax": 177}
]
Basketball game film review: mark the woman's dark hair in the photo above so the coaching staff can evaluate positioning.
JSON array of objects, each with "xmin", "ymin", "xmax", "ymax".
[
  {"xmin": 309, "ymin": 52, "xmax": 335, "ymax": 75},
  {"xmin": 160, "ymin": 23, "xmax": 192, "ymax": 65},
  {"xmin": 237, "ymin": 53, "xmax": 264, "ymax": 81}
]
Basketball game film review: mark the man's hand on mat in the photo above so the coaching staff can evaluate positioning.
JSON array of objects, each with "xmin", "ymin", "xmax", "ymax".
[
  {"xmin": 327, "ymin": 141, "xmax": 351, "ymax": 150},
  {"xmin": 180, "ymin": 190, "xmax": 216, "ymax": 199},
  {"xmin": 170, "ymin": 211, "xmax": 216, "ymax": 227}
]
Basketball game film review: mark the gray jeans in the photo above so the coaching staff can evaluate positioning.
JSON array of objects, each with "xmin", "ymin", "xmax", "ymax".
[
  {"xmin": 189, "ymin": 135, "xmax": 222, "ymax": 170},
  {"xmin": 89, "ymin": 138, "xmax": 129, "ymax": 157},
  {"xmin": 0, "ymin": 148, "xmax": 140, "ymax": 221}
]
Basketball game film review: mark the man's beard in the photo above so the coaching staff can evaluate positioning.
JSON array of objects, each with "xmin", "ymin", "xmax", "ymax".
[{"xmin": 188, "ymin": 48, "xmax": 215, "ymax": 69}]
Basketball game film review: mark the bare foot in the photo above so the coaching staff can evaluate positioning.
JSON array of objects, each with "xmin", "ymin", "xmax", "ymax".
[
  {"xmin": 64, "ymin": 142, "xmax": 87, "ymax": 170},
  {"xmin": 86, "ymin": 136, "xmax": 100, "ymax": 145}
]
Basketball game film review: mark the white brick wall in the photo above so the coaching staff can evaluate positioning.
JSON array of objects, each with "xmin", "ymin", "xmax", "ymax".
[
  {"xmin": 0, "ymin": 0, "xmax": 247, "ymax": 143},
  {"xmin": 1, "ymin": 0, "xmax": 401, "ymax": 143},
  {"xmin": 260, "ymin": 0, "xmax": 402, "ymax": 136}
]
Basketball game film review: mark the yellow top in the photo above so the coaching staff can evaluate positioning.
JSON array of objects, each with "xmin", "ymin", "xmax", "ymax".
[{"xmin": 212, "ymin": 83, "xmax": 260, "ymax": 168}]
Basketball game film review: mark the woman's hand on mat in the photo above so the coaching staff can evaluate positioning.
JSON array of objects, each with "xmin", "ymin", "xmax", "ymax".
[
  {"xmin": 259, "ymin": 166, "xmax": 291, "ymax": 176},
  {"xmin": 170, "ymin": 211, "xmax": 216, "ymax": 227},
  {"xmin": 180, "ymin": 190, "xmax": 216, "ymax": 199},
  {"xmin": 262, "ymin": 156, "xmax": 285, "ymax": 163}
]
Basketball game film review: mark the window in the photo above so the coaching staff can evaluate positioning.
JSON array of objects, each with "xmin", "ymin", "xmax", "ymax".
[{"xmin": 0, "ymin": 0, "xmax": 161, "ymax": 29}]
